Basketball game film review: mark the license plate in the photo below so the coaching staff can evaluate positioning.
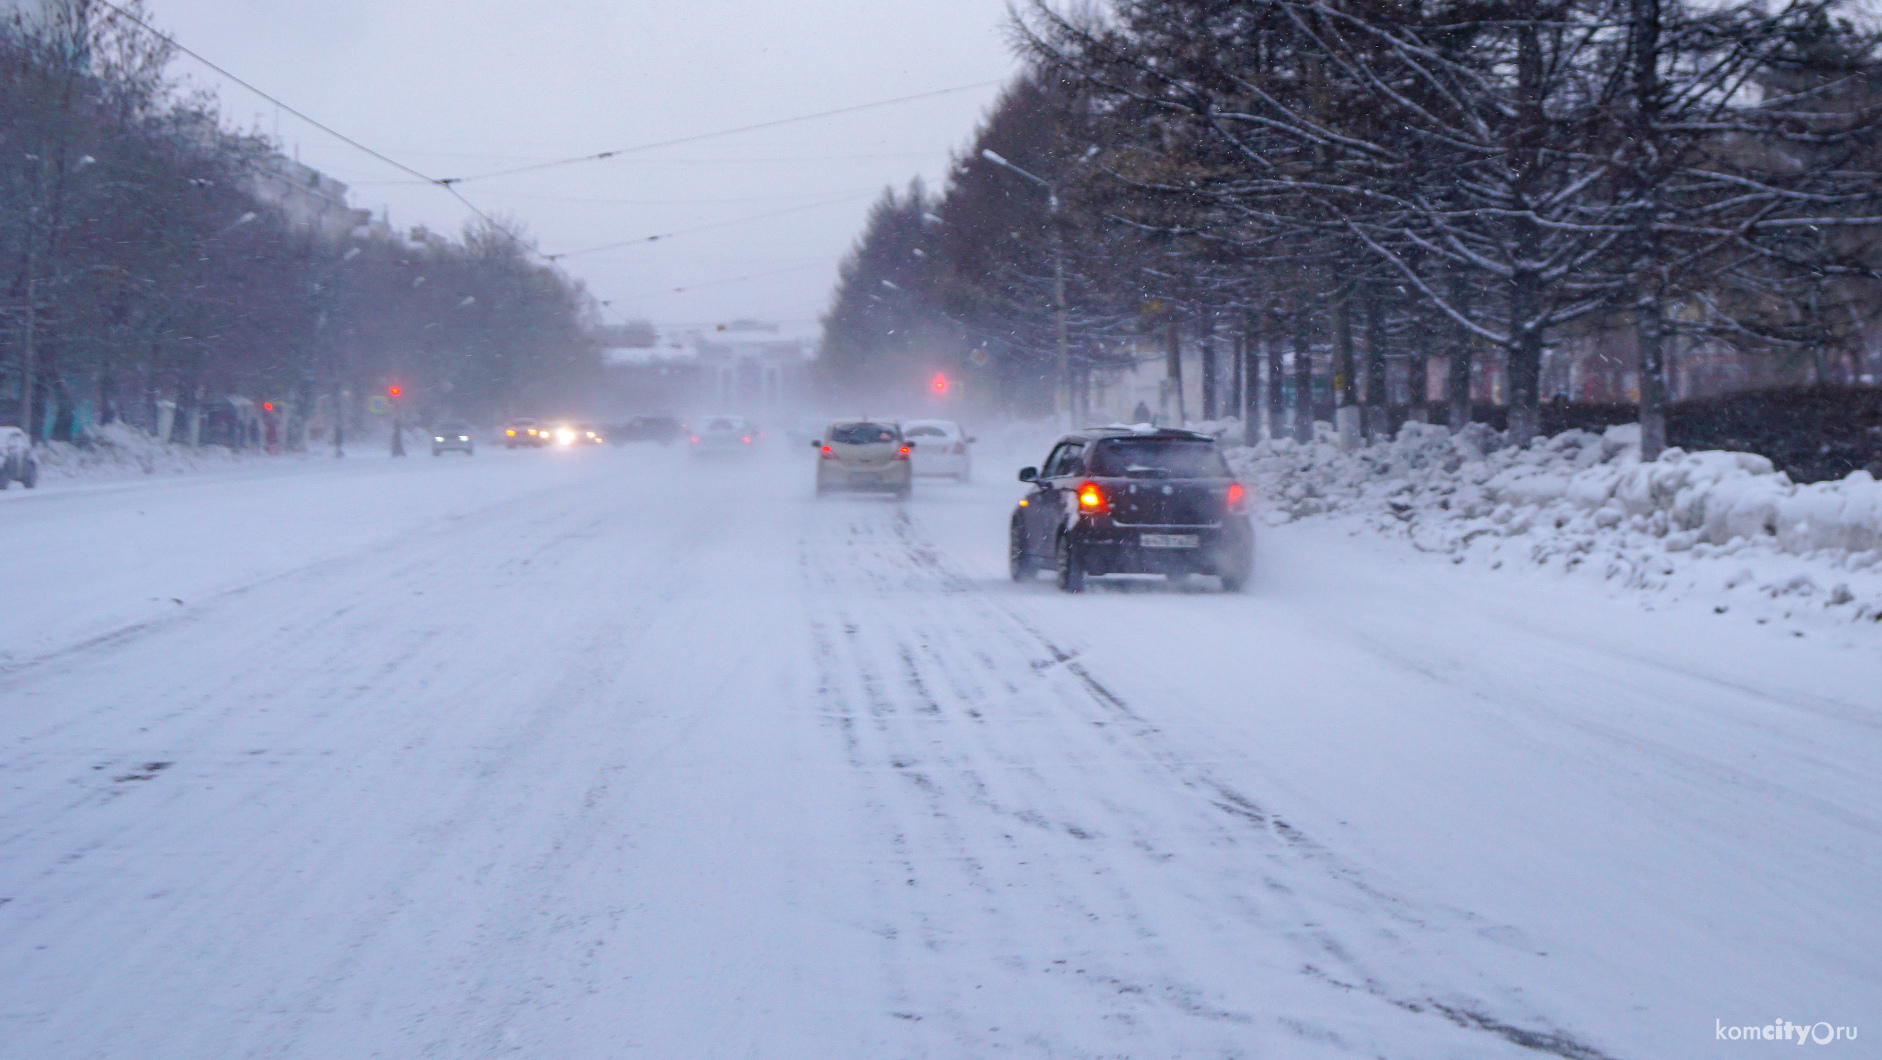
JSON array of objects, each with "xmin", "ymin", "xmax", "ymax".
[
  {"xmin": 1140, "ymin": 533, "xmax": 1200, "ymax": 549},
  {"xmin": 852, "ymin": 474, "xmax": 881, "ymax": 485}
]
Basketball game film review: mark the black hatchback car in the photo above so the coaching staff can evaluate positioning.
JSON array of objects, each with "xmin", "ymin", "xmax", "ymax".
[{"xmin": 1010, "ymin": 428, "xmax": 1254, "ymax": 593}]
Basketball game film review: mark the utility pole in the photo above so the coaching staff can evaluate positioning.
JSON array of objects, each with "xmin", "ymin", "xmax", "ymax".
[
  {"xmin": 388, "ymin": 385, "xmax": 405, "ymax": 457},
  {"xmin": 1242, "ymin": 309, "xmax": 1261, "ymax": 449},
  {"xmin": 1265, "ymin": 306, "xmax": 1285, "ymax": 442},
  {"xmin": 982, "ymin": 150, "xmax": 1071, "ymax": 426},
  {"xmin": 1200, "ymin": 316, "xmax": 1218, "ymax": 421},
  {"xmin": 20, "ymin": 250, "xmax": 37, "ymax": 443},
  {"xmin": 1333, "ymin": 279, "xmax": 1360, "ymax": 450},
  {"xmin": 1166, "ymin": 318, "xmax": 1186, "ymax": 425},
  {"xmin": 1293, "ymin": 308, "xmax": 1314, "ymax": 444}
]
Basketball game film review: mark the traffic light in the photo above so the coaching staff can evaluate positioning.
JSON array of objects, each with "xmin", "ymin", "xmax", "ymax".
[
  {"xmin": 387, "ymin": 385, "xmax": 403, "ymax": 399},
  {"xmin": 931, "ymin": 372, "xmax": 949, "ymax": 395},
  {"xmin": 261, "ymin": 402, "xmax": 275, "ymax": 412}
]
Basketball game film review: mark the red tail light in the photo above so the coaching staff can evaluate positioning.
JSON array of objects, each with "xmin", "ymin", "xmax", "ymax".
[
  {"xmin": 1077, "ymin": 481, "xmax": 1109, "ymax": 513},
  {"xmin": 895, "ymin": 445, "xmax": 911, "ymax": 460},
  {"xmin": 742, "ymin": 435, "xmax": 752, "ymax": 444},
  {"xmin": 1226, "ymin": 482, "xmax": 1248, "ymax": 513},
  {"xmin": 820, "ymin": 445, "xmax": 836, "ymax": 459},
  {"xmin": 689, "ymin": 435, "xmax": 699, "ymax": 444}
]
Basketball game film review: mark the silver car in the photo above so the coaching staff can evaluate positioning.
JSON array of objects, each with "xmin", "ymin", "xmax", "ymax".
[
  {"xmin": 814, "ymin": 421, "xmax": 912, "ymax": 498},
  {"xmin": 690, "ymin": 415, "xmax": 757, "ymax": 456}
]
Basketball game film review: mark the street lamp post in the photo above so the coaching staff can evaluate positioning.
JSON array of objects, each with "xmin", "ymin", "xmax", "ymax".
[
  {"xmin": 981, "ymin": 149, "xmax": 1071, "ymax": 427},
  {"xmin": 313, "ymin": 246, "xmax": 361, "ymax": 458}
]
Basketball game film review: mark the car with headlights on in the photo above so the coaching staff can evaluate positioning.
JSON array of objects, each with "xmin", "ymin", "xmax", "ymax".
[
  {"xmin": 430, "ymin": 421, "xmax": 475, "ymax": 456},
  {"xmin": 814, "ymin": 420, "xmax": 912, "ymax": 498},
  {"xmin": 902, "ymin": 419, "xmax": 973, "ymax": 481},
  {"xmin": 501, "ymin": 418, "xmax": 549, "ymax": 448},
  {"xmin": 689, "ymin": 415, "xmax": 757, "ymax": 456},
  {"xmin": 1009, "ymin": 427, "xmax": 1252, "ymax": 593}
]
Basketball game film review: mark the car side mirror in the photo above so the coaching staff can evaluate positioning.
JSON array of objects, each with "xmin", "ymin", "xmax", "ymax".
[
  {"xmin": 1018, "ymin": 466, "xmax": 1038, "ymax": 483},
  {"xmin": 967, "ymin": 437, "xmax": 977, "ymax": 444},
  {"xmin": 809, "ymin": 437, "xmax": 822, "ymax": 448},
  {"xmin": 904, "ymin": 441, "xmax": 916, "ymax": 449}
]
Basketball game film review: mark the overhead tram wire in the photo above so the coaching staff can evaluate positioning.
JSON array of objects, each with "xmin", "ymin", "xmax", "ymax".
[
  {"xmin": 88, "ymin": 0, "xmax": 529, "ymax": 253},
  {"xmin": 436, "ymin": 81, "xmax": 1002, "ymax": 186},
  {"xmin": 546, "ymin": 193, "xmax": 871, "ymax": 261},
  {"xmin": 91, "ymin": 1, "xmax": 986, "ymax": 297},
  {"xmin": 617, "ymin": 263, "xmax": 831, "ymax": 303}
]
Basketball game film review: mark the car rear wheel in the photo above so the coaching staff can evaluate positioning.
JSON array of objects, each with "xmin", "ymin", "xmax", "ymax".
[
  {"xmin": 1009, "ymin": 519, "xmax": 1035, "ymax": 582},
  {"xmin": 1056, "ymin": 532, "xmax": 1086, "ymax": 593}
]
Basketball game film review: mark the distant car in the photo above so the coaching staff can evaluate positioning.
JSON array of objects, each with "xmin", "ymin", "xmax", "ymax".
[
  {"xmin": 902, "ymin": 419, "xmax": 973, "ymax": 481},
  {"xmin": 430, "ymin": 421, "xmax": 475, "ymax": 456},
  {"xmin": 613, "ymin": 416, "xmax": 686, "ymax": 445},
  {"xmin": 690, "ymin": 415, "xmax": 757, "ymax": 455},
  {"xmin": 569, "ymin": 422, "xmax": 606, "ymax": 445},
  {"xmin": 502, "ymin": 418, "xmax": 549, "ymax": 448},
  {"xmin": 1010, "ymin": 427, "xmax": 1252, "ymax": 593},
  {"xmin": 0, "ymin": 426, "xmax": 37, "ymax": 489},
  {"xmin": 815, "ymin": 420, "xmax": 912, "ymax": 498}
]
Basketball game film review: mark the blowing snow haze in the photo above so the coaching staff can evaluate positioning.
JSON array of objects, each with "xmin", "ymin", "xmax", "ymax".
[
  {"xmin": 149, "ymin": 0, "xmax": 1019, "ymax": 326},
  {"xmin": 3, "ymin": 0, "xmax": 1882, "ymax": 1058}
]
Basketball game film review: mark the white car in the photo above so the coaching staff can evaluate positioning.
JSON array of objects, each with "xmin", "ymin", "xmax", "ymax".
[
  {"xmin": 0, "ymin": 426, "xmax": 37, "ymax": 489},
  {"xmin": 902, "ymin": 419, "xmax": 973, "ymax": 481},
  {"xmin": 690, "ymin": 415, "xmax": 757, "ymax": 455},
  {"xmin": 814, "ymin": 420, "xmax": 912, "ymax": 497}
]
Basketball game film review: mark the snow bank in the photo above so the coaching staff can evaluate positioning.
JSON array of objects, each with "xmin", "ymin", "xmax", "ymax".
[
  {"xmin": 1228, "ymin": 422, "xmax": 1882, "ymax": 629},
  {"xmin": 31, "ymin": 421, "xmax": 252, "ymax": 483}
]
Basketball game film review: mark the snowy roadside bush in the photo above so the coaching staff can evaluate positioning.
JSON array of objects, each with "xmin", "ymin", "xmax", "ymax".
[
  {"xmin": 30, "ymin": 422, "xmax": 248, "ymax": 482},
  {"xmin": 1227, "ymin": 422, "xmax": 1882, "ymax": 628}
]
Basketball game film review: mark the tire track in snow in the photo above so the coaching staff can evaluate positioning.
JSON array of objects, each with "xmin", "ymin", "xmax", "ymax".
[{"xmin": 798, "ymin": 500, "xmax": 1624, "ymax": 1058}]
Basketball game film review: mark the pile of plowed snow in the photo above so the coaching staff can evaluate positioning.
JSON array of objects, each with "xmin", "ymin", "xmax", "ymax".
[
  {"xmin": 1228, "ymin": 422, "xmax": 1882, "ymax": 631},
  {"xmin": 28, "ymin": 421, "xmax": 250, "ymax": 483}
]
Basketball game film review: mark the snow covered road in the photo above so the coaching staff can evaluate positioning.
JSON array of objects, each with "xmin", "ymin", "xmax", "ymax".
[{"xmin": 2, "ymin": 443, "xmax": 1875, "ymax": 1058}]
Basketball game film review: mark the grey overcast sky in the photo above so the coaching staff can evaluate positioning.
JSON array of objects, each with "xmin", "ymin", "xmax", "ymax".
[{"xmin": 144, "ymin": 1, "xmax": 1023, "ymax": 332}]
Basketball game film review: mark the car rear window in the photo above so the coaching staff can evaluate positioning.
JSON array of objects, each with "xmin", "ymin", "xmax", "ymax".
[
  {"xmin": 905, "ymin": 426, "xmax": 948, "ymax": 438},
  {"xmin": 1089, "ymin": 438, "xmax": 1230, "ymax": 478},
  {"xmin": 704, "ymin": 418, "xmax": 740, "ymax": 430},
  {"xmin": 831, "ymin": 423, "xmax": 899, "ymax": 445}
]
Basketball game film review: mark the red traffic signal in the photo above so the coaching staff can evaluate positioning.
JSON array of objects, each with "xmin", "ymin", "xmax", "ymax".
[
  {"xmin": 261, "ymin": 401, "xmax": 275, "ymax": 412},
  {"xmin": 931, "ymin": 372, "xmax": 949, "ymax": 395},
  {"xmin": 387, "ymin": 385, "xmax": 403, "ymax": 399}
]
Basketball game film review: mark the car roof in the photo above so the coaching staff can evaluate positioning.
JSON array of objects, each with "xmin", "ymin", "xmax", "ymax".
[
  {"xmin": 902, "ymin": 419, "xmax": 959, "ymax": 431},
  {"xmin": 1058, "ymin": 426, "xmax": 1216, "ymax": 444}
]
